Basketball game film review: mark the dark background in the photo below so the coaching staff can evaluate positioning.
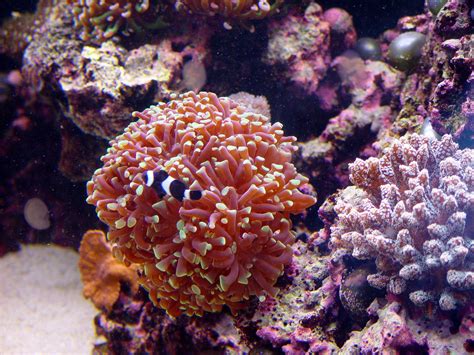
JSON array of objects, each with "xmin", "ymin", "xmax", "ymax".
[
  {"xmin": 0, "ymin": 0, "xmax": 37, "ymax": 20},
  {"xmin": 319, "ymin": 0, "xmax": 425, "ymax": 37}
]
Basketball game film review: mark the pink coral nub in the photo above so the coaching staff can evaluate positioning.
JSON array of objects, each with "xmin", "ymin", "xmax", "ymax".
[{"xmin": 86, "ymin": 91, "xmax": 316, "ymax": 316}]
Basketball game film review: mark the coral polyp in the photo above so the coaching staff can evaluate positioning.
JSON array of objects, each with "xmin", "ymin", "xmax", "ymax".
[
  {"xmin": 86, "ymin": 91, "xmax": 316, "ymax": 317},
  {"xmin": 176, "ymin": 0, "xmax": 283, "ymax": 20},
  {"xmin": 67, "ymin": 0, "xmax": 166, "ymax": 41}
]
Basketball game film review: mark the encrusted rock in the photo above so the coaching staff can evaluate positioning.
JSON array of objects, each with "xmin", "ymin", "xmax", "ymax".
[{"xmin": 263, "ymin": 3, "xmax": 331, "ymax": 96}]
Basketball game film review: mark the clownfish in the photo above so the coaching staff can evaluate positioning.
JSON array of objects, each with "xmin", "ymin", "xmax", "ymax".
[{"xmin": 143, "ymin": 170, "xmax": 202, "ymax": 202}]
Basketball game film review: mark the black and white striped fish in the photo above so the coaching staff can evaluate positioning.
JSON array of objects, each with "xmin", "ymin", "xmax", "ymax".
[{"xmin": 143, "ymin": 170, "xmax": 202, "ymax": 202}]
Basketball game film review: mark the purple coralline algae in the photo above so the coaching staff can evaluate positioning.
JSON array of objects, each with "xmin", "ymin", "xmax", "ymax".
[
  {"xmin": 263, "ymin": 3, "xmax": 332, "ymax": 97},
  {"xmin": 341, "ymin": 300, "xmax": 473, "ymax": 353},
  {"xmin": 316, "ymin": 56, "xmax": 402, "ymax": 145},
  {"xmin": 323, "ymin": 8, "xmax": 357, "ymax": 57},
  {"xmin": 94, "ymin": 291, "xmax": 248, "ymax": 353},
  {"xmin": 331, "ymin": 133, "xmax": 473, "ymax": 311},
  {"xmin": 296, "ymin": 55, "xmax": 403, "ymax": 198},
  {"xmin": 383, "ymin": 1, "xmax": 473, "ymax": 146},
  {"xmin": 251, "ymin": 240, "xmax": 340, "ymax": 353}
]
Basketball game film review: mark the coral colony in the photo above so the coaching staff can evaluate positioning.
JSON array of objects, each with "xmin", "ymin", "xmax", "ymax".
[
  {"xmin": 176, "ymin": 0, "xmax": 282, "ymax": 20},
  {"xmin": 331, "ymin": 134, "xmax": 473, "ymax": 311},
  {"xmin": 86, "ymin": 91, "xmax": 316, "ymax": 316},
  {"xmin": 0, "ymin": 0, "xmax": 473, "ymax": 352},
  {"xmin": 67, "ymin": 0, "xmax": 165, "ymax": 41},
  {"xmin": 67, "ymin": 0, "xmax": 282, "ymax": 42}
]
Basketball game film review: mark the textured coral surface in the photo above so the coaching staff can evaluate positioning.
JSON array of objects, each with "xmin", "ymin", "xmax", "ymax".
[
  {"xmin": 250, "ymin": 240, "xmax": 341, "ymax": 353},
  {"xmin": 331, "ymin": 134, "xmax": 473, "ymax": 310},
  {"xmin": 381, "ymin": 2, "xmax": 473, "ymax": 146},
  {"xmin": 87, "ymin": 91, "xmax": 316, "ymax": 316},
  {"xmin": 58, "ymin": 41, "xmax": 183, "ymax": 139}
]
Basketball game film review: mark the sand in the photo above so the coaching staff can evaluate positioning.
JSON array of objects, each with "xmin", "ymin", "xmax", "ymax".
[{"xmin": 0, "ymin": 244, "xmax": 98, "ymax": 354}]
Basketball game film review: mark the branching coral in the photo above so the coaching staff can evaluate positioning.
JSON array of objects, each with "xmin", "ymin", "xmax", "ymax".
[
  {"xmin": 86, "ymin": 91, "xmax": 316, "ymax": 317},
  {"xmin": 330, "ymin": 134, "xmax": 473, "ymax": 311},
  {"xmin": 66, "ymin": 0, "xmax": 167, "ymax": 41},
  {"xmin": 176, "ymin": 0, "xmax": 283, "ymax": 20},
  {"xmin": 79, "ymin": 229, "xmax": 139, "ymax": 310}
]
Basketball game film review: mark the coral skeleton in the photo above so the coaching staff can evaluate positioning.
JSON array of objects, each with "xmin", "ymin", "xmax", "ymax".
[
  {"xmin": 331, "ymin": 134, "xmax": 473, "ymax": 310},
  {"xmin": 86, "ymin": 91, "xmax": 316, "ymax": 316}
]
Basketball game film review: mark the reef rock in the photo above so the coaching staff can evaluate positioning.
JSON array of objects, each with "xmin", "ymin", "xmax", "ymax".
[
  {"xmin": 341, "ymin": 301, "xmax": 473, "ymax": 353},
  {"xmin": 22, "ymin": 3, "xmax": 211, "ymax": 139},
  {"xmin": 57, "ymin": 41, "xmax": 179, "ymax": 138},
  {"xmin": 382, "ymin": 1, "xmax": 473, "ymax": 146},
  {"xmin": 263, "ymin": 3, "xmax": 331, "ymax": 97}
]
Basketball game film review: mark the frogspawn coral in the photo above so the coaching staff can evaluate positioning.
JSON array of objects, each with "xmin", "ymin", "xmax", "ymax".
[
  {"xmin": 86, "ymin": 91, "xmax": 315, "ymax": 317},
  {"xmin": 67, "ymin": 0, "xmax": 166, "ymax": 41},
  {"xmin": 330, "ymin": 134, "xmax": 473, "ymax": 311},
  {"xmin": 176, "ymin": 0, "xmax": 282, "ymax": 20}
]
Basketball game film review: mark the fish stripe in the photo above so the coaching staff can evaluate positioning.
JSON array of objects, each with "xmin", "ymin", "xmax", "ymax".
[
  {"xmin": 143, "ymin": 170, "xmax": 202, "ymax": 201},
  {"xmin": 170, "ymin": 180, "xmax": 186, "ymax": 201}
]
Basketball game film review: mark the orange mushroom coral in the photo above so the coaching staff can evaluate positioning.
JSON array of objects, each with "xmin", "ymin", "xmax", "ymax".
[{"xmin": 78, "ymin": 229, "xmax": 139, "ymax": 310}]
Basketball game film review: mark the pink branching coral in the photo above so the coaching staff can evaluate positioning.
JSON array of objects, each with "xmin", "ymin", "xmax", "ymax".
[
  {"xmin": 175, "ymin": 0, "xmax": 283, "ymax": 20},
  {"xmin": 67, "ymin": 0, "xmax": 166, "ymax": 41},
  {"xmin": 330, "ymin": 134, "xmax": 473, "ymax": 310},
  {"xmin": 86, "ymin": 91, "xmax": 316, "ymax": 317}
]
